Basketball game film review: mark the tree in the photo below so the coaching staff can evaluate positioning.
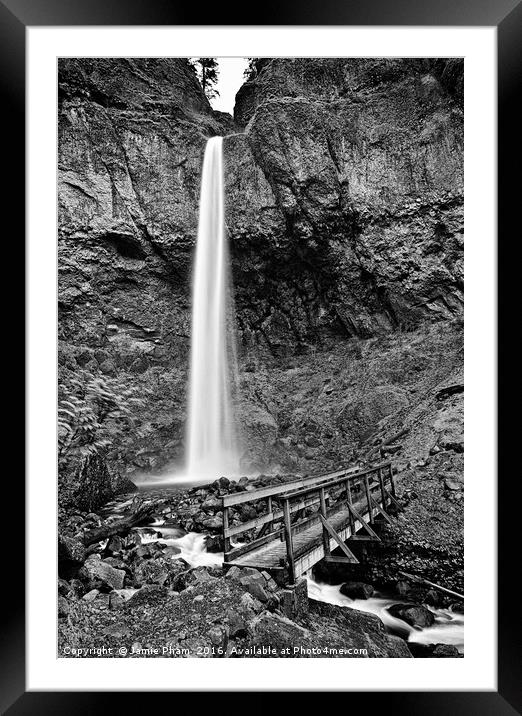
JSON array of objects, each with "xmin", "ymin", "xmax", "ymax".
[
  {"xmin": 243, "ymin": 58, "xmax": 268, "ymax": 81},
  {"xmin": 190, "ymin": 58, "xmax": 220, "ymax": 101},
  {"xmin": 243, "ymin": 58, "xmax": 258, "ymax": 81}
]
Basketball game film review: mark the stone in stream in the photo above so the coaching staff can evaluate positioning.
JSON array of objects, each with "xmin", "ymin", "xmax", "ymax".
[
  {"xmin": 432, "ymin": 644, "xmax": 460, "ymax": 657},
  {"xmin": 106, "ymin": 535, "xmax": 124, "ymax": 553},
  {"xmin": 340, "ymin": 581, "xmax": 374, "ymax": 600},
  {"xmin": 388, "ymin": 603, "xmax": 435, "ymax": 628}
]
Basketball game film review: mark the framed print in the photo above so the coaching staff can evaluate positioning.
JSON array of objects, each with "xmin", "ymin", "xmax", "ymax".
[{"xmin": 4, "ymin": 0, "xmax": 519, "ymax": 710}]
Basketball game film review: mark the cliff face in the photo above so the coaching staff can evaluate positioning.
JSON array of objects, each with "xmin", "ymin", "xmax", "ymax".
[
  {"xmin": 226, "ymin": 59, "xmax": 463, "ymax": 352},
  {"xmin": 58, "ymin": 59, "xmax": 232, "ymax": 477},
  {"xmin": 58, "ymin": 58, "xmax": 463, "ymax": 482}
]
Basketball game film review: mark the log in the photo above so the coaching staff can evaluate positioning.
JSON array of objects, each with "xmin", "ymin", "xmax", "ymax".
[
  {"xmin": 398, "ymin": 570, "xmax": 464, "ymax": 600},
  {"xmin": 83, "ymin": 501, "xmax": 161, "ymax": 547}
]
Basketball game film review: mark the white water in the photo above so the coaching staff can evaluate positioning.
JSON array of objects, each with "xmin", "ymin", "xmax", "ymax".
[
  {"xmin": 306, "ymin": 577, "xmax": 464, "ymax": 653},
  {"xmin": 185, "ymin": 136, "xmax": 240, "ymax": 481}
]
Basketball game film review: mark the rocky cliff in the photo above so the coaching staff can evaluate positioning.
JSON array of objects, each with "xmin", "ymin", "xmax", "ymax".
[
  {"xmin": 226, "ymin": 58, "xmax": 463, "ymax": 352},
  {"xmin": 58, "ymin": 59, "xmax": 231, "ymax": 482},
  {"xmin": 58, "ymin": 58, "xmax": 463, "ymax": 487}
]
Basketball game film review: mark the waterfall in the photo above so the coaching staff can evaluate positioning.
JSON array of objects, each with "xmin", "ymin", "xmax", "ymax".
[{"xmin": 186, "ymin": 136, "xmax": 240, "ymax": 480}]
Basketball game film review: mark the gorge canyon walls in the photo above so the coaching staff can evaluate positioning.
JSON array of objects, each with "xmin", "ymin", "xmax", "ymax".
[{"xmin": 58, "ymin": 58, "xmax": 463, "ymax": 488}]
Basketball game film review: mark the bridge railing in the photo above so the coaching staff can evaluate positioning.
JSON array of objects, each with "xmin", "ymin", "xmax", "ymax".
[{"xmin": 221, "ymin": 461, "xmax": 396, "ymax": 570}]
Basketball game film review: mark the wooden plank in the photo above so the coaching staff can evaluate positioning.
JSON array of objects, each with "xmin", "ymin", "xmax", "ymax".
[
  {"xmin": 283, "ymin": 465, "xmax": 387, "ymax": 502},
  {"xmin": 318, "ymin": 515, "xmax": 359, "ymax": 563},
  {"xmin": 225, "ymin": 511, "xmax": 275, "ymax": 538},
  {"xmin": 323, "ymin": 555, "xmax": 359, "ymax": 564},
  {"xmin": 222, "ymin": 461, "xmax": 393, "ymax": 507},
  {"xmin": 222, "ymin": 469, "xmax": 354, "ymax": 508},
  {"xmin": 225, "ymin": 528, "xmax": 283, "ymax": 562}
]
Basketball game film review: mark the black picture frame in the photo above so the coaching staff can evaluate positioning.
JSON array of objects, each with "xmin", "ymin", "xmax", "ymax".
[{"xmin": 5, "ymin": 0, "xmax": 520, "ymax": 711}]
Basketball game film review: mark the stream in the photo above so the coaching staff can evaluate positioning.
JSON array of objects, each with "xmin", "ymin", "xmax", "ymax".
[{"xmin": 102, "ymin": 487, "xmax": 464, "ymax": 655}]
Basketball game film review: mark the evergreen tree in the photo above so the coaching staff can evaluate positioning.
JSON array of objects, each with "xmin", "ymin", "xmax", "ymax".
[
  {"xmin": 190, "ymin": 58, "xmax": 220, "ymax": 101},
  {"xmin": 243, "ymin": 58, "xmax": 268, "ymax": 81}
]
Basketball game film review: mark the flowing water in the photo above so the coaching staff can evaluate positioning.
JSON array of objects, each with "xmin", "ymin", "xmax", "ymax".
[
  {"xmin": 102, "ymin": 490, "xmax": 463, "ymax": 654},
  {"xmin": 306, "ymin": 576, "xmax": 464, "ymax": 654},
  {"xmin": 186, "ymin": 136, "xmax": 240, "ymax": 481}
]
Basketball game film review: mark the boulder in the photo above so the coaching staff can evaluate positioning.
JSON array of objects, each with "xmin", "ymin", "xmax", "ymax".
[
  {"xmin": 388, "ymin": 603, "xmax": 435, "ymax": 628},
  {"xmin": 340, "ymin": 581, "xmax": 374, "ymax": 600},
  {"xmin": 134, "ymin": 556, "xmax": 190, "ymax": 589},
  {"xmin": 106, "ymin": 535, "xmax": 124, "ymax": 553},
  {"xmin": 432, "ymin": 644, "xmax": 460, "ymax": 657},
  {"xmin": 58, "ymin": 535, "xmax": 86, "ymax": 564},
  {"xmin": 201, "ymin": 514, "xmax": 223, "ymax": 531},
  {"xmin": 58, "ymin": 596, "xmax": 70, "ymax": 618},
  {"xmin": 226, "ymin": 609, "xmax": 249, "ymax": 638},
  {"xmin": 201, "ymin": 496, "xmax": 222, "ymax": 511},
  {"xmin": 80, "ymin": 554, "xmax": 125, "ymax": 591},
  {"xmin": 108, "ymin": 592, "xmax": 125, "ymax": 610},
  {"xmin": 126, "ymin": 584, "xmax": 169, "ymax": 607}
]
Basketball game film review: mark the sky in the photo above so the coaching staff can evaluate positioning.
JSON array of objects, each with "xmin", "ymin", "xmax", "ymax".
[{"xmin": 210, "ymin": 58, "xmax": 250, "ymax": 115}]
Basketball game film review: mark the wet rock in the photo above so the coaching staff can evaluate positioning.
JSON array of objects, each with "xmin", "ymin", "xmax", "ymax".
[
  {"xmin": 340, "ymin": 581, "xmax": 374, "ymax": 600},
  {"xmin": 396, "ymin": 580, "xmax": 411, "ymax": 597},
  {"xmin": 409, "ymin": 642, "xmax": 459, "ymax": 658},
  {"xmin": 106, "ymin": 535, "xmax": 124, "ymax": 553},
  {"xmin": 432, "ymin": 644, "xmax": 460, "ymax": 657},
  {"xmin": 201, "ymin": 514, "xmax": 223, "ymax": 531},
  {"xmin": 388, "ymin": 603, "xmax": 435, "ymax": 628},
  {"xmin": 424, "ymin": 589, "xmax": 442, "ymax": 607},
  {"xmin": 205, "ymin": 535, "xmax": 224, "ymax": 552}
]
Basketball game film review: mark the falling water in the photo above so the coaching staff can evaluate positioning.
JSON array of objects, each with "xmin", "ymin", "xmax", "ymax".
[{"xmin": 186, "ymin": 136, "xmax": 239, "ymax": 480}]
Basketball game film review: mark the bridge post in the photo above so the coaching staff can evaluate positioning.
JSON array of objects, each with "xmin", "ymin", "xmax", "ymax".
[
  {"xmin": 378, "ymin": 468, "xmax": 387, "ymax": 510},
  {"xmin": 267, "ymin": 496, "xmax": 273, "ymax": 533},
  {"xmin": 345, "ymin": 479, "xmax": 355, "ymax": 535},
  {"xmin": 222, "ymin": 505, "xmax": 231, "ymax": 560},
  {"xmin": 283, "ymin": 498, "xmax": 296, "ymax": 583},
  {"xmin": 388, "ymin": 462, "xmax": 396, "ymax": 497},
  {"xmin": 364, "ymin": 475, "xmax": 374, "ymax": 524},
  {"xmin": 319, "ymin": 487, "xmax": 331, "ymax": 557}
]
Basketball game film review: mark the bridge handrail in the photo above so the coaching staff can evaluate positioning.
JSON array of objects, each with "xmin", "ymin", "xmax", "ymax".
[
  {"xmin": 221, "ymin": 460, "xmax": 392, "ymax": 508},
  {"xmin": 281, "ymin": 463, "xmax": 388, "ymax": 501}
]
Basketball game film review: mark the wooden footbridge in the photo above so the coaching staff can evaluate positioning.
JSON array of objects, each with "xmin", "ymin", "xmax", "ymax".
[{"xmin": 221, "ymin": 461, "xmax": 400, "ymax": 584}]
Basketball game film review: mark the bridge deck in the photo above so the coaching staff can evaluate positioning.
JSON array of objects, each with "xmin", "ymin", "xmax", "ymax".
[{"xmin": 222, "ymin": 462, "xmax": 397, "ymax": 582}]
